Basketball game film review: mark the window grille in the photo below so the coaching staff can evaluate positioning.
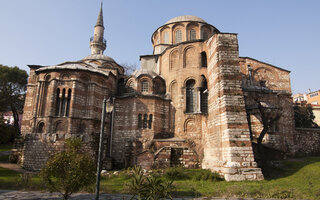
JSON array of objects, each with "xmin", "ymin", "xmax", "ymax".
[
  {"xmin": 186, "ymin": 79, "xmax": 196, "ymax": 113},
  {"xmin": 141, "ymin": 81, "xmax": 149, "ymax": 92},
  {"xmin": 190, "ymin": 29, "xmax": 196, "ymax": 40},
  {"xmin": 175, "ymin": 30, "xmax": 182, "ymax": 43}
]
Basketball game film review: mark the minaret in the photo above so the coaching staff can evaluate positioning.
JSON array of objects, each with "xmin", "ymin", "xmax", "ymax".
[{"xmin": 90, "ymin": 3, "xmax": 106, "ymax": 55}]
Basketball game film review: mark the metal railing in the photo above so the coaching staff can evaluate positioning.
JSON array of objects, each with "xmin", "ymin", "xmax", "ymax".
[{"xmin": 90, "ymin": 36, "xmax": 106, "ymax": 45}]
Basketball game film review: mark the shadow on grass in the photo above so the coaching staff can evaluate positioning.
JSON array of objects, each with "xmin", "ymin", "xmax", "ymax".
[{"xmin": 264, "ymin": 156, "xmax": 320, "ymax": 180}]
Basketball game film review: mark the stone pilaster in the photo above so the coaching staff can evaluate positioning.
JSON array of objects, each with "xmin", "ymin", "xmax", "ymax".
[{"xmin": 203, "ymin": 33, "xmax": 263, "ymax": 181}]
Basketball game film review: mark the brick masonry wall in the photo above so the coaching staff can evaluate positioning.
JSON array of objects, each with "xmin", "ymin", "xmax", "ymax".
[
  {"xmin": 112, "ymin": 96, "xmax": 171, "ymax": 168},
  {"xmin": 20, "ymin": 67, "xmax": 117, "ymax": 170}
]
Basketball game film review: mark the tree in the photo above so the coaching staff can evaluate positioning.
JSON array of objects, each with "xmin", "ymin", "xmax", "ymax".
[
  {"xmin": 294, "ymin": 104, "xmax": 318, "ymax": 128},
  {"xmin": 121, "ymin": 62, "xmax": 138, "ymax": 76},
  {"xmin": 41, "ymin": 139, "xmax": 96, "ymax": 200},
  {"xmin": 0, "ymin": 65, "xmax": 28, "ymax": 135},
  {"xmin": 247, "ymin": 99, "xmax": 281, "ymax": 175}
]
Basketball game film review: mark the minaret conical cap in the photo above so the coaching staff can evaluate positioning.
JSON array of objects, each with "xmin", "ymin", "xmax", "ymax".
[{"xmin": 95, "ymin": 2, "xmax": 104, "ymax": 27}]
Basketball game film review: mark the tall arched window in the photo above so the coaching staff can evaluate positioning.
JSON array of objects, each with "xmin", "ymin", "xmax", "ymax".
[
  {"xmin": 189, "ymin": 29, "xmax": 196, "ymax": 40},
  {"xmin": 38, "ymin": 122, "xmax": 45, "ymax": 133},
  {"xmin": 61, "ymin": 89, "xmax": 66, "ymax": 116},
  {"xmin": 141, "ymin": 81, "xmax": 149, "ymax": 92},
  {"xmin": 200, "ymin": 76, "xmax": 208, "ymax": 114},
  {"xmin": 138, "ymin": 114, "xmax": 142, "ymax": 128},
  {"xmin": 55, "ymin": 88, "xmax": 71, "ymax": 117},
  {"xmin": 55, "ymin": 88, "xmax": 60, "ymax": 116},
  {"xmin": 186, "ymin": 79, "xmax": 196, "ymax": 113},
  {"xmin": 148, "ymin": 114, "xmax": 153, "ymax": 129},
  {"xmin": 143, "ymin": 114, "xmax": 148, "ymax": 129},
  {"xmin": 164, "ymin": 32, "xmax": 169, "ymax": 44},
  {"xmin": 65, "ymin": 89, "xmax": 71, "ymax": 116},
  {"xmin": 202, "ymin": 31, "xmax": 208, "ymax": 40},
  {"xmin": 201, "ymin": 52, "xmax": 207, "ymax": 68},
  {"xmin": 175, "ymin": 29, "xmax": 182, "ymax": 43}
]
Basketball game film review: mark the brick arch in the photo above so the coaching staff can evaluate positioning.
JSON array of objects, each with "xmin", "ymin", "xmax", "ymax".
[
  {"xmin": 253, "ymin": 67, "xmax": 279, "ymax": 88},
  {"xmin": 125, "ymin": 78, "xmax": 136, "ymax": 93},
  {"xmin": 160, "ymin": 26, "xmax": 170, "ymax": 44},
  {"xmin": 54, "ymin": 120, "xmax": 65, "ymax": 133},
  {"xmin": 37, "ymin": 121, "xmax": 45, "ymax": 133},
  {"xmin": 200, "ymin": 24, "xmax": 213, "ymax": 40},
  {"xmin": 184, "ymin": 118, "xmax": 196, "ymax": 133},
  {"xmin": 137, "ymin": 76, "xmax": 153, "ymax": 93},
  {"xmin": 183, "ymin": 46, "xmax": 198, "ymax": 68},
  {"xmin": 169, "ymin": 48, "xmax": 179, "ymax": 71},
  {"xmin": 60, "ymin": 72, "xmax": 71, "ymax": 80},
  {"xmin": 183, "ymin": 76, "xmax": 197, "ymax": 87},
  {"xmin": 44, "ymin": 73, "xmax": 51, "ymax": 81},
  {"xmin": 186, "ymin": 22, "xmax": 200, "ymax": 40}
]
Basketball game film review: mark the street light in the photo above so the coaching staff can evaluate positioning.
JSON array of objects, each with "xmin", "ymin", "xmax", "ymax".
[{"xmin": 95, "ymin": 97, "xmax": 114, "ymax": 200}]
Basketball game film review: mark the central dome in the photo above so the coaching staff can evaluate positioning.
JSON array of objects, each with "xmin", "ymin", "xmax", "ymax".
[{"xmin": 165, "ymin": 15, "xmax": 207, "ymax": 25}]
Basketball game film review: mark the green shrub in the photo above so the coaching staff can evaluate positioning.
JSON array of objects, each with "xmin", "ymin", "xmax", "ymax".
[
  {"xmin": 164, "ymin": 167, "xmax": 189, "ymax": 180},
  {"xmin": 41, "ymin": 138, "xmax": 96, "ymax": 200},
  {"xmin": 127, "ymin": 166, "xmax": 174, "ymax": 200}
]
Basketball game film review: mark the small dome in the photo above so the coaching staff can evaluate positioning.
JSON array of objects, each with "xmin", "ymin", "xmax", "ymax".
[
  {"xmin": 82, "ymin": 54, "xmax": 115, "ymax": 62},
  {"xmin": 165, "ymin": 15, "xmax": 207, "ymax": 25}
]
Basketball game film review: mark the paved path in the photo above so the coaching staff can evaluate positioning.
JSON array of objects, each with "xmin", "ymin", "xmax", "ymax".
[{"xmin": 0, "ymin": 190, "xmax": 280, "ymax": 200}]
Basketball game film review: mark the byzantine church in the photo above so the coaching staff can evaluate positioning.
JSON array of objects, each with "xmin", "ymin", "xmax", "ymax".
[{"xmin": 19, "ymin": 6, "xmax": 295, "ymax": 181}]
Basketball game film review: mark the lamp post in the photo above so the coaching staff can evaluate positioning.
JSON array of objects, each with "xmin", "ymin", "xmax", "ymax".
[{"xmin": 95, "ymin": 97, "xmax": 114, "ymax": 200}]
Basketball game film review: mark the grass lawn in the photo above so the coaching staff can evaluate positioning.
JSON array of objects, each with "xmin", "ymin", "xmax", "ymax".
[
  {"xmin": 0, "ymin": 157, "xmax": 319, "ymax": 199},
  {"xmin": 0, "ymin": 144, "xmax": 13, "ymax": 152}
]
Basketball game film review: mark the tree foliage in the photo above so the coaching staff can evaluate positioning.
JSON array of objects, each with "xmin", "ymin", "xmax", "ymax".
[
  {"xmin": 41, "ymin": 139, "xmax": 96, "ymax": 200},
  {"xmin": 294, "ymin": 105, "xmax": 318, "ymax": 128},
  {"xmin": 0, "ymin": 65, "xmax": 28, "ymax": 135}
]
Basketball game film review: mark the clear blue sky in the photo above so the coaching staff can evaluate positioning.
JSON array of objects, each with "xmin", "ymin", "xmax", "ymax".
[{"xmin": 0, "ymin": 0, "xmax": 319, "ymax": 94}]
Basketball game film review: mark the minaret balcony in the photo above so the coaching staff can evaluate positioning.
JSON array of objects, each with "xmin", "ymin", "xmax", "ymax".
[{"xmin": 90, "ymin": 37, "xmax": 106, "ymax": 45}]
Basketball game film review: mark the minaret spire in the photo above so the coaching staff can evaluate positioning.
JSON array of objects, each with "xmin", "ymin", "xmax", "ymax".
[
  {"xmin": 96, "ymin": 2, "xmax": 104, "ymax": 27},
  {"xmin": 90, "ymin": 2, "xmax": 106, "ymax": 55}
]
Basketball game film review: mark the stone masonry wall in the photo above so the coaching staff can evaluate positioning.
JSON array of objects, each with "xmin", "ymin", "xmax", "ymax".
[
  {"xmin": 203, "ymin": 33, "xmax": 263, "ymax": 181},
  {"xmin": 291, "ymin": 128, "xmax": 320, "ymax": 156}
]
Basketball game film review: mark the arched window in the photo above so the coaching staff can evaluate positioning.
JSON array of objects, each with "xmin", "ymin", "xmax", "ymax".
[
  {"xmin": 201, "ymin": 52, "xmax": 207, "ymax": 68},
  {"xmin": 186, "ymin": 79, "xmax": 196, "ymax": 113},
  {"xmin": 138, "ymin": 114, "xmax": 142, "ymax": 129},
  {"xmin": 200, "ymin": 76, "xmax": 208, "ymax": 114},
  {"xmin": 175, "ymin": 29, "xmax": 182, "ymax": 43},
  {"xmin": 148, "ymin": 114, "xmax": 153, "ymax": 129},
  {"xmin": 143, "ymin": 114, "xmax": 148, "ymax": 129},
  {"xmin": 164, "ymin": 32, "xmax": 169, "ymax": 44},
  {"xmin": 55, "ymin": 88, "xmax": 71, "ymax": 116},
  {"xmin": 65, "ymin": 89, "xmax": 71, "ymax": 116},
  {"xmin": 55, "ymin": 88, "xmax": 60, "ymax": 116},
  {"xmin": 189, "ymin": 29, "xmax": 196, "ymax": 40},
  {"xmin": 38, "ymin": 122, "xmax": 45, "ymax": 133},
  {"xmin": 141, "ymin": 81, "xmax": 149, "ymax": 92},
  {"xmin": 202, "ymin": 31, "xmax": 208, "ymax": 40},
  {"xmin": 127, "ymin": 81, "xmax": 135, "ymax": 93},
  {"xmin": 61, "ymin": 88, "xmax": 66, "ymax": 116}
]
